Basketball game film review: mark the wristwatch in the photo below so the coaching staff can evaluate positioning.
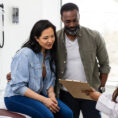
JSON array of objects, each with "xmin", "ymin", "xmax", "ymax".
[{"xmin": 99, "ymin": 87, "xmax": 105, "ymax": 93}]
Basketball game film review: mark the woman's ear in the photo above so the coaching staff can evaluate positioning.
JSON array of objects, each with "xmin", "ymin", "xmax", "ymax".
[{"xmin": 34, "ymin": 36, "xmax": 38, "ymax": 42}]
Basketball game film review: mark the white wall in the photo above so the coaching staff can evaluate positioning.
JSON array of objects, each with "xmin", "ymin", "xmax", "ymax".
[{"xmin": 0, "ymin": 0, "xmax": 61, "ymax": 90}]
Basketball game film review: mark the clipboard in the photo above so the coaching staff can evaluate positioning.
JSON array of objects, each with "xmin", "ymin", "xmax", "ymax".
[{"xmin": 59, "ymin": 79, "xmax": 93, "ymax": 100}]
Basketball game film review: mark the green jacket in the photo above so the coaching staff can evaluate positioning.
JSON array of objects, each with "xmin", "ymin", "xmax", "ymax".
[{"xmin": 55, "ymin": 26, "xmax": 110, "ymax": 96}]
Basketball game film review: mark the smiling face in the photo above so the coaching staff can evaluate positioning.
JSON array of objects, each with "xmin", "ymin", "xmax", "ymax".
[
  {"xmin": 61, "ymin": 9, "xmax": 80, "ymax": 36},
  {"xmin": 35, "ymin": 27, "xmax": 55, "ymax": 52}
]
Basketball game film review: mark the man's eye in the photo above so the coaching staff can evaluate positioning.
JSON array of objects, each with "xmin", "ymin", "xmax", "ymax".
[
  {"xmin": 66, "ymin": 21, "xmax": 70, "ymax": 23},
  {"xmin": 73, "ymin": 19, "xmax": 78, "ymax": 22}
]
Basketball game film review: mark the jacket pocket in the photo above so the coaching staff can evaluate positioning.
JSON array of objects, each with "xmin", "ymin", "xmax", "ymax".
[
  {"xmin": 29, "ymin": 63, "xmax": 42, "ymax": 92},
  {"xmin": 30, "ymin": 62, "xmax": 42, "ymax": 79}
]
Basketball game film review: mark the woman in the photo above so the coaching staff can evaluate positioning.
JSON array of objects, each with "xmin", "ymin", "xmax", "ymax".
[
  {"xmin": 4, "ymin": 20, "xmax": 73, "ymax": 118},
  {"xmin": 83, "ymin": 87, "xmax": 118, "ymax": 118}
]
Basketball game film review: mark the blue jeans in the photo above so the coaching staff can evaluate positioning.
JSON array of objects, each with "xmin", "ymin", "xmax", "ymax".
[
  {"xmin": 4, "ymin": 95, "xmax": 73, "ymax": 118},
  {"xmin": 60, "ymin": 90, "xmax": 101, "ymax": 118}
]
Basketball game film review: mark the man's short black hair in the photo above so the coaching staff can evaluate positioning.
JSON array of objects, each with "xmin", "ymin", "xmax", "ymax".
[{"xmin": 60, "ymin": 3, "xmax": 79, "ymax": 15}]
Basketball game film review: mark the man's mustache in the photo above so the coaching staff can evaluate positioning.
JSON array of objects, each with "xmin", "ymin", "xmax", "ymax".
[{"xmin": 65, "ymin": 25, "xmax": 80, "ymax": 30}]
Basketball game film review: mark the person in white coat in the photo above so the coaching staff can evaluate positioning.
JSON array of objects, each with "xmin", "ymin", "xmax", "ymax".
[{"xmin": 83, "ymin": 87, "xmax": 118, "ymax": 118}]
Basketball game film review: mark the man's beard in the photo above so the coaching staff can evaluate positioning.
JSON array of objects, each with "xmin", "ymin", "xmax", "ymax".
[{"xmin": 64, "ymin": 25, "xmax": 80, "ymax": 36}]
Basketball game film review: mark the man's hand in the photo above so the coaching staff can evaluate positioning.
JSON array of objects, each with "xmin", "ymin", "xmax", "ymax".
[
  {"xmin": 99, "ymin": 73, "xmax": 108, "ymax": 87},
  {"xmin": 6, "ymin": 72, "xmax": 11, "ymax": 82}
]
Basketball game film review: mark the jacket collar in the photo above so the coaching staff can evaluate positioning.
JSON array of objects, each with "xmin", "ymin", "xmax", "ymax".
[
  {"xmin": 77, "ymin": 25, "xmax": 82, "ymax": 37},
  {"xmin": 38, "ymin": 51, "xmax": 51, "ymax": 60}
]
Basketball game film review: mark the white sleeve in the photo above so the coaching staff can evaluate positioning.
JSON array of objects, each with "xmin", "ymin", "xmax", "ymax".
[{"xmin": 96, "ymin": 93, "xmax": 118, "ymax": 118}]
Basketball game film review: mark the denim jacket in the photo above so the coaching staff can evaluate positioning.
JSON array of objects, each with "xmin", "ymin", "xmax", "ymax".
[{"xmin": 5, "ymin": 47, "xmax": 55, "ymax": 97}]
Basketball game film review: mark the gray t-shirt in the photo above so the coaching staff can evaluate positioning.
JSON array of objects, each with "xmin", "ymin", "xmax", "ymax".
[{"xmin": 62, "ymin": 35, "xmax": 87, "ymax": 91}]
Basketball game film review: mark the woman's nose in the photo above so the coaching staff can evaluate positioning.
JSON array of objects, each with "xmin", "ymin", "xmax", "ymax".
[{"xmin": 48, "ymin": 38, "xmax": 53, "ymax": 43}]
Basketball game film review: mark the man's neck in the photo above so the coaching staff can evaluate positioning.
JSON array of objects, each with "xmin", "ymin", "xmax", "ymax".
[{"xmin": 66, "ymin": 34, "xmax": 76, "ymax": 41}]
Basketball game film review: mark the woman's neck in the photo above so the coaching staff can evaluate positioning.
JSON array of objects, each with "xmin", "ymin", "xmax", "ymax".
[{"xmin": 41, "ymin": 49, "xmax": 46, "ymax": 56}]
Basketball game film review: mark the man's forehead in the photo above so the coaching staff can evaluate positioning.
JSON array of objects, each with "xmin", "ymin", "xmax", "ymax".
[
  {"xmin": 62, "ymin": 10, "xmax": 79, "ymax": 20},
  {"xmin": 62, "ymin": 10, "xmax": 78, "ymax": 16}
]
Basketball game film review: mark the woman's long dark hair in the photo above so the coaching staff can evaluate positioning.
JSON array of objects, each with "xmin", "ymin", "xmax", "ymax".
[
  {"xmin": 22, "ymin": 20, "xmax": 57, "ymax": 72},
  {"xmin": 112, "ymin": 87, "xmax": 118, "ymax": 103}
]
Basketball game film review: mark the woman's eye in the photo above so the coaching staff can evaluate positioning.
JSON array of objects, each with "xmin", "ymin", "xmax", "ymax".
[
  {"xmin": 43, "ymin": 37, "xmax": 48, "ymax": 40},
  {"xmin": 51, "ymin": 35, "xmax": 54, "ymax": 38}
]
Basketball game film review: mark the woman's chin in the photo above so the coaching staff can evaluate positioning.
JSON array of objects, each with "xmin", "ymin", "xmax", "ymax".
[{"xmin": 45, "ymin": 46, "xmax": 53, "ymax": 50}]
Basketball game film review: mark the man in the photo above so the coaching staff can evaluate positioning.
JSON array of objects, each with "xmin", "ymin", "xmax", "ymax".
[
  {"xmin": 55, "ymin": 3, "xmax": 110, "ymax": 118},
  {"xmin": 7, "ymin": 2, "xmax": 110, "ymax": 118}
]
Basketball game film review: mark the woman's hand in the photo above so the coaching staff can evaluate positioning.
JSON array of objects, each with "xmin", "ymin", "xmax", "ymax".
[
  {"xmin": 50, "ymin": 97, "xmax": 58, "ymax": 104},
  {"xmin": 43, "ymin": 97, "xmax": 60, "ymax": 113},
  {"xmin": 24, "ymin": 88, "xmax": 60, "ymax": 113},
  {"xmin": 82, "ymin": 88, "xmax": 101, "ymax": 101},
  {"xmin": 46, "ymin": 86, "xmax": 60, "ymax": 113},
  {"xmin": 48, "ymin": 92, "xmax": 58, "ymax": 104}
]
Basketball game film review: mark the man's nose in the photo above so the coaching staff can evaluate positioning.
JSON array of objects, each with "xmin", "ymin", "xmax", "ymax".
[{"xmin": 69, "ymin": 21, "xmax": 75, "ymax": 27}]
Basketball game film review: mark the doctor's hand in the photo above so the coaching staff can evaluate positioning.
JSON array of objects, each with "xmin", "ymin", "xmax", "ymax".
[{"xmin": 82, "ymin": 88, "xmax": 101, "ymax": 101}]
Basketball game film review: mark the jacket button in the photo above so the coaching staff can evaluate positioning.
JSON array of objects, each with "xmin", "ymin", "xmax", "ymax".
[
  {"xmin": 64, "ymin": 61, "xmax": 66, "ymax": 63},
  {"xmin": 61, "ymin": 72, "xmax": 64, "ymax": 74}
]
